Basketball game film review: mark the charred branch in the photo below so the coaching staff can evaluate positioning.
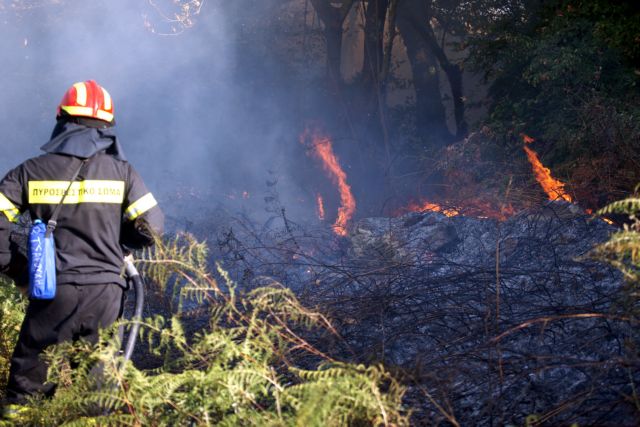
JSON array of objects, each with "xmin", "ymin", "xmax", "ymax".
[{"xmin": 204, "ymin": 202, "xmax": 636, "ymax": 425}]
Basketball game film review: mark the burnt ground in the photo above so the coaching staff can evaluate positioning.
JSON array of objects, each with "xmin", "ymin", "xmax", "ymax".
[{"xmin": 133, "ymin": 196, "xmax": 639, "ymax": 426}]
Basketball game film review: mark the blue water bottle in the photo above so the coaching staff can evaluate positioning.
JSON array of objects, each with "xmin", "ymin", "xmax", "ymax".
[{"xmin": 28, "ymin": 219, "xmax": 57, "ymax": 299}]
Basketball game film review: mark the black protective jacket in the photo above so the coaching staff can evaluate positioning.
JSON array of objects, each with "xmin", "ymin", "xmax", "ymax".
[{"xmin": 0, "ymin": 122, "xmax": 164, "ymax": 288}]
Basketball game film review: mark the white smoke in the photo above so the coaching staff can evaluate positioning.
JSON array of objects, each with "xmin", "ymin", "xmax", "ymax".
[{"xmin": 0, "ymin": 0, "xmax": 314, "ymax": 222}]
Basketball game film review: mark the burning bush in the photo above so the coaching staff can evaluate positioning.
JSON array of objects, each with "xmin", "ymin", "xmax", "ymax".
[{"xmin": 468, "ymin": 0, "xmax": 640, "ymax": 211}]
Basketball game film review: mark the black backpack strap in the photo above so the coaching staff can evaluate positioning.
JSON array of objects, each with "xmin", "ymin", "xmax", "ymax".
[{"xmin": 45, "ymin": 157, "xmax": 89, "ymax": 237}]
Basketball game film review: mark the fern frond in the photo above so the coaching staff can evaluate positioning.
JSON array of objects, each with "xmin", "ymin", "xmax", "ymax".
[
  {"xmin": 597, "ymin": 197, "xmax": 640, "ymax": 216},
  {"xmin": 9, "ymin": 233, "xmax": 408, "ymax": 426}
]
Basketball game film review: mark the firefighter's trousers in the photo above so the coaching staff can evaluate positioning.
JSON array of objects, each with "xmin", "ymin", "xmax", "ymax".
[{"xmin": 5, "ymin": 283, "xmax": 123, "ymax": 404}]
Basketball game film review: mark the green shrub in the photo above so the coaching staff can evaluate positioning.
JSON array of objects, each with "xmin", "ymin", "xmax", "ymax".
[
  {"xmin": 468, "ymin": 1, "xmax": 640, "ymax": 207},
  {"xmin": 591, "ymin": 197, "xmax": 640, "ymax": 285},
  {"xmin": 0, "ymin": 276, "xmax": 26, "ymax": 400},
  {"xmin": 8, "ymin": 234, "xmax": 408, "ymax": 426}
]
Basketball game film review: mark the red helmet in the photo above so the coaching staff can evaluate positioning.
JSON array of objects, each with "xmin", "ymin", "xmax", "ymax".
[{"xmin": 57, "ymin": 80, "xmax": 114, "ymax": 123}]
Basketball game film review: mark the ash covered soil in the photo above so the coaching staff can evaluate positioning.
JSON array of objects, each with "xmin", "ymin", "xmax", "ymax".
[{"xmin": 135, "ymin": 197, "xmax": 637, "ymax": 426}]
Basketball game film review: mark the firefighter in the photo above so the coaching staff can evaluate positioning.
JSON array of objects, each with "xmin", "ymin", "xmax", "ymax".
[{"xmin": 0, "ymin": 80, "xmax": 164, "ymax": 414}]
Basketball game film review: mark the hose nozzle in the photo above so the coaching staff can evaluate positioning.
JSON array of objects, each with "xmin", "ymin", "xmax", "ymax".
[{"xmin": 123, "ymin": 254, "xmax": 139, "ymax": 278}]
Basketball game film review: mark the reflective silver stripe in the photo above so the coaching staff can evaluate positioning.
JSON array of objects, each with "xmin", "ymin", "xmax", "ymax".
[
  {"xmin": 0, "ymin": 192, "xmax": 20, "ymax": 223},
  {"xmin": 124, "ymin": 193, "xmax": 157, "ymax": 221}
]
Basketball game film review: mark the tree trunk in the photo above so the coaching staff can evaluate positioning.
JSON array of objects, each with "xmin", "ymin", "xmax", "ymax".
[
  {"xmin": 324, "ymin": 20, "xmax": 344, "ymax": 87},
  {"xmin": 419, "ymin": 15, "xmax": 467, "ymax": 138},
  {"xmin": 309, "ymin": 0, "xmax": 355, "ymax": 90},
  {"xmin": 397, "ymin": 0, "xmax": 451, "ymax": 146},
  {"xmin": 381, "ymin": 0, "xmax": 399, "ymax": 85},
  {"xmin": 354, "ymin": 0, "xmax": 391, "ymax": 149},
  {"xmin": 362, "ymin": 0, "xmax": 389, "ymax": 87}
]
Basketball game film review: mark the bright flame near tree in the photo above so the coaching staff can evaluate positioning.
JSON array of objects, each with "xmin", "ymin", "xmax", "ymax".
[
  {"xmin": 522, "ymin": 134, "xmax": 573, "ymax": 203},
  {"xmin": 302, "ymin": 129, "xmax": 356, "ymax": 236},
  {"xmin": 522, "ymin": 134, "xmax": 614, "ymax": 224}
]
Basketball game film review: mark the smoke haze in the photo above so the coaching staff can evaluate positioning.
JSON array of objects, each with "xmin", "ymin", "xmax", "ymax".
[{"xmin": 0, "ymin": 0, "xmax": 313, "ymax": 222}]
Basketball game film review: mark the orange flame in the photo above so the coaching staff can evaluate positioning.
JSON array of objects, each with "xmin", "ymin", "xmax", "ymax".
[
  {"xmin": 523, "ymin": 135, "xmax": 615, "ymax": 224},
  {"xmin": 302, "ymin": 129, "xmax": 356, "ymax": 236},
  {"xmin": 522, "ymin": 134, "xmax": 573, "ymax": 203},
  {"xmin": 316, "ymin": 194, "xmax": 326, "ymax": 220},
  {"xmin": 407, "ymin": 201, "xmax": 460, "ymax": 217},
  {"xmin": 398, "ymin": 198, "xmax": 515, "ymax": 221}
]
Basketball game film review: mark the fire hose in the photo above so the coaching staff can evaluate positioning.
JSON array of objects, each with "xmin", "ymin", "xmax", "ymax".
[
  {"xmin": 121, "ymin": 255, "xmax": 144, "ymax": 365},
  {"xmin": 99, "ymin": 255, "xmax": 145, "ymax": 416}
]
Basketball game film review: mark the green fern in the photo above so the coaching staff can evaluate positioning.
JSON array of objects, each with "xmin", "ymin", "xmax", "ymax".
[
  {"xmin": 8, "ymin": 233, "xmax": 408, "ymax": 426},
  {"xmin": 591, "ymin": 194, "xmax": 640, "ymax": 282},
  {"xmin": 0, "ymin": 276, "xmax": 26, "ymax": 399},
  {"xmin": 597, "ymin": 197, "xmax": 640, "ymax": 217}
]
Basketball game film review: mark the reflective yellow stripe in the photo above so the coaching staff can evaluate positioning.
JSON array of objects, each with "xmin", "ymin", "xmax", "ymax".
[
  {"xmin": 60, "ymin": 106, "xmax": 114, "ymax": 122},
  {"xmin": 2, "ymin": 209, "xmax": 19, "ymax": 222},
  {"xmin": 0, "ymin": 193, "xmax": 20, "ymax": 223},
  {"xmin": 61, "ymin": 105, "xmax": 93, "ymax": 116},
  {"xmin": 124, "ymin": 193, "xmax": 157, "ymax": 220},
  {"xmin": 74, "ymin": 82, "xmax": 87, "ymax": 106},
  {"xmin": 95, "ymin": 109, "xmax": 114, "ymax": 122},
  {"xmin": 0, "ymin": 193, "xmax": 17, "ymax": 211},
  {"xmin": 29, "ymin": 180, "xmax": 125, "ymax": 204}
]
